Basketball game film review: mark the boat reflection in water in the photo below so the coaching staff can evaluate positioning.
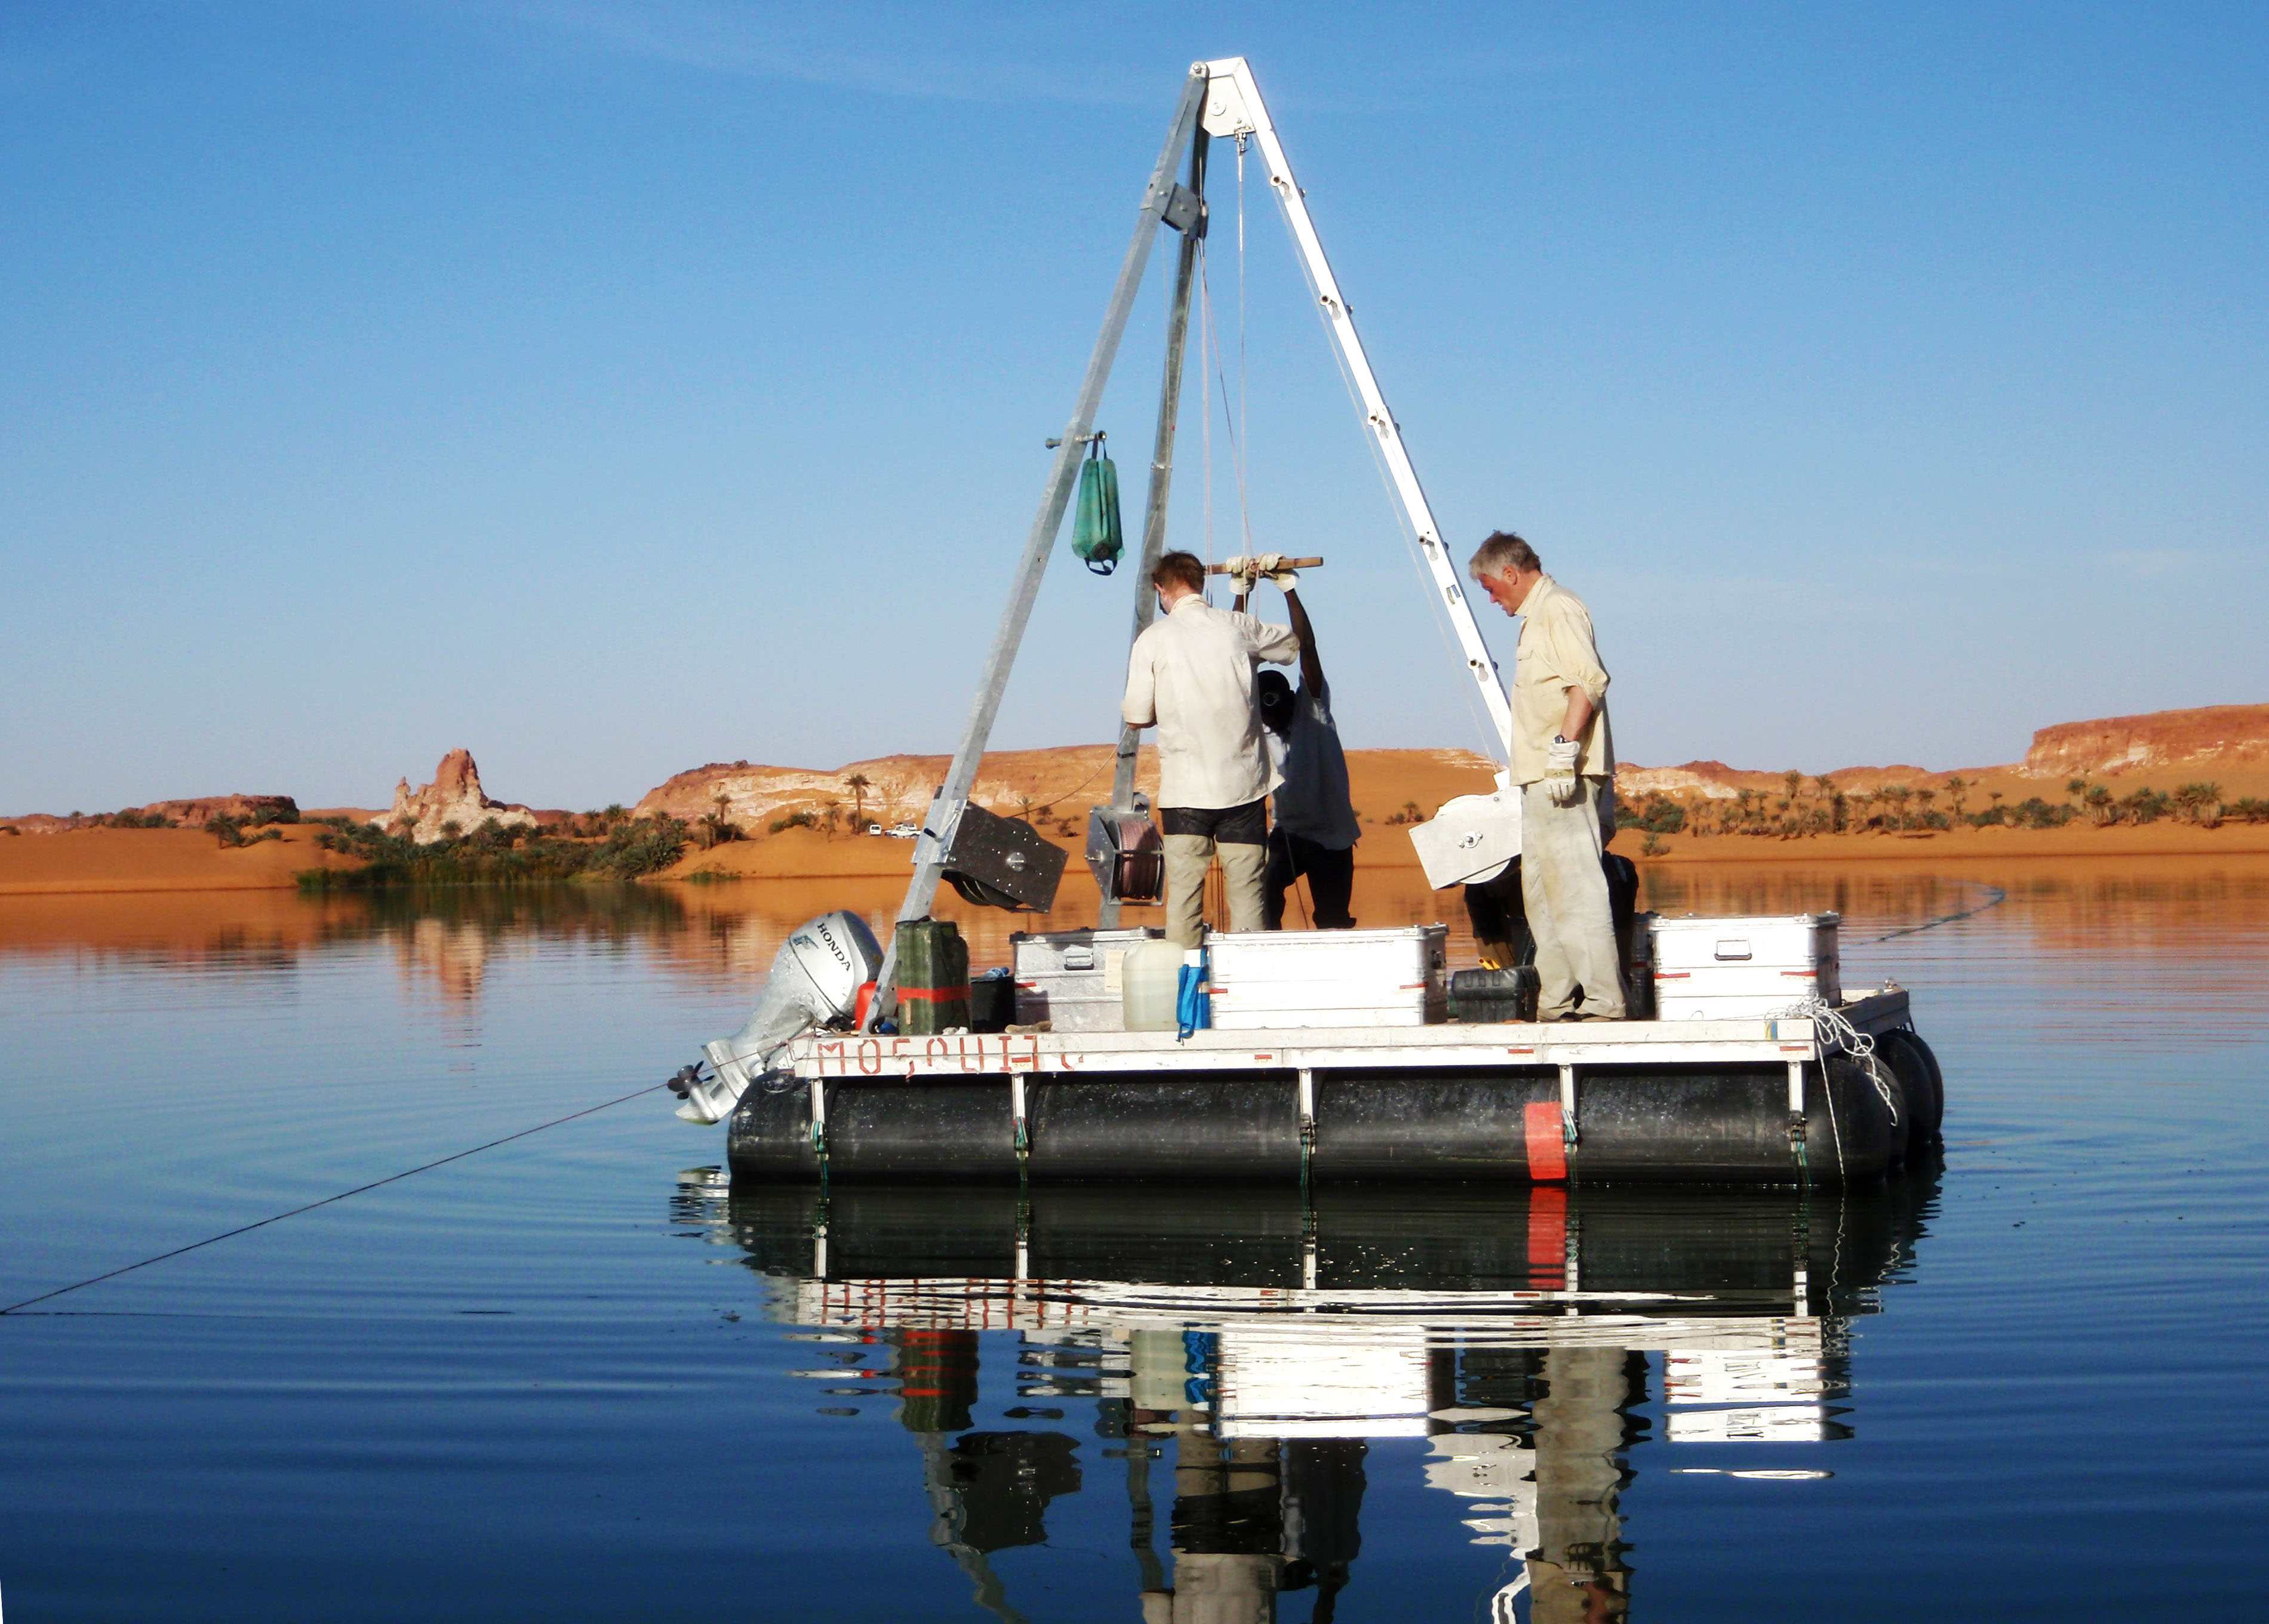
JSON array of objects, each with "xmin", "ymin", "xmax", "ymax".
[{"xmin": 678, "ymin": 1174, "xmax": 1939, "ymax": 1621}]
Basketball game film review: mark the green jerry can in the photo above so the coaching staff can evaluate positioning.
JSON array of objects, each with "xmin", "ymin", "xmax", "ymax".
[
  {"xmin": 1071, "ymin": 441, "xmax": 1123, "ymax": 575},
  {"xmin": 895, "ymin": 918, "xmax": 971, "ymax": 1035}
]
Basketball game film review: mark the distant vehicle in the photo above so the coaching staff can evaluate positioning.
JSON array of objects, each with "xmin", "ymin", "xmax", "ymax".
[
  {"xmin": 886, "ymin": 823, "xmax": 920, "ymax": 839},
  {"xmin": 866, "ymin": 823, "xmax": 884, "ymax": 836}
]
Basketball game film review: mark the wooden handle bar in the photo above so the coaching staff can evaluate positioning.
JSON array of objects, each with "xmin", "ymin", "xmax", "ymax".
[{"xmin": 1204, "ymin": 557, "xmax": 1323, "ymax": 573}]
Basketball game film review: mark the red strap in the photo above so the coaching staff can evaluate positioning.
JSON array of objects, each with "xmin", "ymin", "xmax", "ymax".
[{"xmin": 896, "ymin": 985, "xmax": 970, "ymax": 1002}]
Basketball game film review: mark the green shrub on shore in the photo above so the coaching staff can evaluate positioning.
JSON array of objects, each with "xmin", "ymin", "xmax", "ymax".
[
  {"xmin": 1968, "ymin": 796, "xmax": 2074, "ymax": 831},
  {"xmin": 1615, "ymin": 793, "xmax": 1687, "ymax": 835},
  {"xmin": 298, "ymin": 814, "xmax": 688, "ymax": 891}
]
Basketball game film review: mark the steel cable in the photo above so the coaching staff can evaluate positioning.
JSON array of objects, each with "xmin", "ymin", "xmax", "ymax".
[{"xmin": 1, "ymin": 1081, "xmax": 667, "ymax": 1316}]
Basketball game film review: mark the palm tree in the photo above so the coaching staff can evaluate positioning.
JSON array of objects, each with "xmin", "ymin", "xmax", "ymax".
[
  {"xmin": 1944, "ymin": 776, "xmax": 1969, "ymax": 823},
  {"xmin": 699, "ymin": 792, "xmax": 738, "ymax": 849},
  {"xmin": 845, "ymin": 773, "xmax": 872, "ymax": 822},
  {"xmin": 2172, "ymin": 782, "xmax": 2224, "ymax": 826}
]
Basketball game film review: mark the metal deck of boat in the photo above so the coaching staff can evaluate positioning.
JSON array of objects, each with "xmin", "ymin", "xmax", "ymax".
[{"xmin": 789, "ymin": 988, "xmax": 1911, "ymax": 1081}]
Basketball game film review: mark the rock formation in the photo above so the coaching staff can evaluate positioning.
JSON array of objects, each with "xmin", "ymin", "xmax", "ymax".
[
  {"xmin": 374, "ymin": 749, "xmax": 539, "ymax": 844},
  {"xmin": 115, "ymin": 794, "xmax": 299, "ymax": 827},
  {"xmin": 631, "ymin": 746, "xmax": 1508, "ymax": 843},
  {"xmin": 632, "ymin": 749, "xmax": 1140, "ymax": 838},
  {"xmin": 1617, "ymin": 762, "xmax": 1744, "ymax": 801},
  {"xmin": 2022, "ymin": 703, "xmax": 2269, "ymax": 780}
]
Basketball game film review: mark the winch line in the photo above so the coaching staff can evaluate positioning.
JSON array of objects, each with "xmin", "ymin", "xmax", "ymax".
[
  {"xmin": 7, "ymin": 888, "xmax": 2000, "ymax": 1317},
  {"xmin": 1197, "ymin": 256, "xmax": 1254, "ymax": 562},
  {"xmin": 0, "ymin": 1081, "xmax": 666, "ymax": 1317},
  {"xmin": 1856, "ymin": 883, "xmax": 2007, "ymax": 944}
]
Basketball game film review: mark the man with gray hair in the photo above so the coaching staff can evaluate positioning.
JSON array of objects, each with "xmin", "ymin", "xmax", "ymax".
[{"xmin": 1469, "ymin": 531, "xmax": 1625, "ymax": 1020}]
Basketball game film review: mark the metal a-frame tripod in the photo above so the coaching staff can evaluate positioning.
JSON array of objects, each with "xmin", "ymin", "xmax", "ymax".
[{"xmin": 865, "ymin": 57, "xmax": 1515, "ymax": 1027}]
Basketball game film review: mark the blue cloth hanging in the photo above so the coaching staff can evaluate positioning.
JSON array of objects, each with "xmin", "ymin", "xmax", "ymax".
[{"xmin": 1176, "ymin": 949, "xmax": 1211, "ymax": 1041}]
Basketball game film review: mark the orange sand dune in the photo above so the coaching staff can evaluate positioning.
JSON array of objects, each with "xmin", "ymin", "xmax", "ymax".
[
  {"xmin": 6, "ymin": 703, "xmax": 2262, "ymax": 896},
  {"xmin": 656, "ymin": 731, "xmax": 2269, "ymax": 882},
  {"xmin": 0, "ymin": 826, "xmax": 361, "ymax": 897}
]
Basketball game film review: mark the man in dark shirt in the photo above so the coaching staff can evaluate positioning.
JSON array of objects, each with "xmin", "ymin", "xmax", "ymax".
[{"xmin": 1238, "ymin": 558, "xmax": 1360, "ymax": 930}]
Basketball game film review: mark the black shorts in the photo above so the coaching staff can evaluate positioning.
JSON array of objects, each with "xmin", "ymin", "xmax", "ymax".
[{"xmin": 1160, "ymin": 799, "xmax": 1268, "ymax": 845}]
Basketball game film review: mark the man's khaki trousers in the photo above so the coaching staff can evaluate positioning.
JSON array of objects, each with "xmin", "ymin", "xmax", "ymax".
[
  {"xmin": 1160, "ymin": 801, "xmax": 1269, "ymax": 948},
  {"xmin": 1161, "ymin": 838, "xmax": 1268, "ymax": 949},
  {"xmin": 1518, "ymin": 777, "xmax": 1625, "ymax": 1019}
]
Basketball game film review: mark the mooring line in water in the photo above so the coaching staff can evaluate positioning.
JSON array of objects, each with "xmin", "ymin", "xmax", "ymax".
[
  {"xmin": 0, "ymin": 1082, "xmax": 667, "ymax": 1317},
  {"xmin": 1858, "ymin": 883, "xmax": 2007, "ymax": 944}
]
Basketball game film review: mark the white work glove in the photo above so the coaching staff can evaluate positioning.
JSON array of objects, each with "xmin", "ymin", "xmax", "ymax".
[
  {"xmin": 1545, "ymin": 736, "xmax": 1584, "ymax": 806},
  {"xmin": 1256, "ymin": 551, "xmax": 1298, "ymax": 589},
  {"xmin": 1223, "ymin": 555, "xmax": 1262, "ymax": 592}
]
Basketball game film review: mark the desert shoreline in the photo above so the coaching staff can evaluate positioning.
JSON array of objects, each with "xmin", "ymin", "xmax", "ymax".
[
  {"xmin": 4, "ymin": 815, "xmax": 2266, "ymax": 899},
  {"xmin": 9, "ymin": 700, "xmax": 2264, "ymax": 897}
]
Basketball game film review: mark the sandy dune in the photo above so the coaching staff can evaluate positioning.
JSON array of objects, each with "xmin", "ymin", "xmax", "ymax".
[
  {"xmin": 0, "ymin": 826, "xmax": 362, "ymax": 896},
  {"xmin": 5, "ymin": 702, "xmax": 2262, "ymax": 895}
]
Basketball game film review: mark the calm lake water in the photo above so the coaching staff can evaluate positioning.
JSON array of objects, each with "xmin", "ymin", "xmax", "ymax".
[{"xmin": 2, "ymin": 860, "xmax": 2265, "ymax": 1620}]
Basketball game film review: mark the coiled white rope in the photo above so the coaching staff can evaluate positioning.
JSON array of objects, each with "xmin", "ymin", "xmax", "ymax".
[
  {"xmin": 1773, "ymin": 995, "xmax": 1898, "ymax": 1126},
  {"xmin": 1773, "ymin": 995, "xmax": 1876, "ymax": 1062}
]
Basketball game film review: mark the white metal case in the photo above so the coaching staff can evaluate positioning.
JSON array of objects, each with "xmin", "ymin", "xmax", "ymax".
[
  {"xmin": 1206, "ymin": 925, "xmax": 1449, "ymax": 1029},
  {"xmin": 1011, "ymin": 927, "xmax": 1164, "ymax": 1032},
  {"xmin": 1648, "ymin": 914, "xmax": 1840, "ymax": 1020}
]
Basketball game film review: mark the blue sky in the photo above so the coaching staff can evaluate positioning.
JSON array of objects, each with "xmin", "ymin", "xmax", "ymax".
[{"xmin": 4, "ymin": 2, "xmax": 2263, "ymax": 813}]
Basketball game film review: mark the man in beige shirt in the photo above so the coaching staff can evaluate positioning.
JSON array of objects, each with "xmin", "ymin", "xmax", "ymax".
[
  {"xmin": 1470, "ymin": 531, "xmax": 1625, "ymax": 1019},
  {"xmin": 1121, "ymin": 549, "xmax": 1302, "ymax": 946}
]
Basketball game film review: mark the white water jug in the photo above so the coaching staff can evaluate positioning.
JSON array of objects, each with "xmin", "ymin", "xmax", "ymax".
[{"xmin": 1120, "ymin": 938, "xmax": 1186, "ymax": 1032}]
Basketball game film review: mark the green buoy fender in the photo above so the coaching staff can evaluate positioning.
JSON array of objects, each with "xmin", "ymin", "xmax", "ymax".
[{"xmin": 1072, "ymin": 441, "xmax": 1123, "ymax": 574}]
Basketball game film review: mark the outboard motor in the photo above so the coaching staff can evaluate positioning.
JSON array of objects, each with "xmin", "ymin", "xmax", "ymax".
[{"xmin": 668, "ymin": 911, "xmax": 883, "ymax": 1125}]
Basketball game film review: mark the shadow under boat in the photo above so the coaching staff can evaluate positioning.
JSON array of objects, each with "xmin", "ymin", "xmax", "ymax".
[{"xmin": 675, "ymin": 1171, "xmax": 1941, "ymax": 1622}]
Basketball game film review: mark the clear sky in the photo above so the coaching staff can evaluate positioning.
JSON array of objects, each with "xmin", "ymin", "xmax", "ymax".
[{"xmin": 4, "ymin": 2, "xmax": 2264, "ymax": 814}]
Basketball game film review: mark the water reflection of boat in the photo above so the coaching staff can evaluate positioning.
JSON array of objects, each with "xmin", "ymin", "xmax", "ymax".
[{"xmin": 677, "ymin": 1174, "xmax": 1938, "ymax": 1620}]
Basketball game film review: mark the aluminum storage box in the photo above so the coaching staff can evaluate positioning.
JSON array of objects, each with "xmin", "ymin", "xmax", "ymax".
[
  {"xmin": 1649, "ymin": 913, "xmax": 1840, "ymax": 1020},
  {"xmin": 1010, "ymin": 927, "xmax": 1164, "ymax": 1032},
  {"xmin": 1206, "ymin": 925, "xmax": 1449, "ymax": 1029}
]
